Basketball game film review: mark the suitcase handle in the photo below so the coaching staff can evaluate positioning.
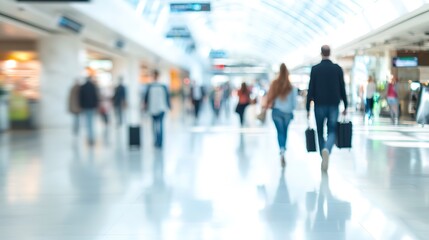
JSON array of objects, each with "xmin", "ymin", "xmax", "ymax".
[{"xmin": 339, "ymin": 115, "xmax": 350, "ymax": 123}]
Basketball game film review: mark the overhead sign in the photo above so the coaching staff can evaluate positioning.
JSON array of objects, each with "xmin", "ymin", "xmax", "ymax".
[
  {"xmin": 392, "ymin": 57, "xmax": 418, "ymax": 67},
  {"xmin": 209, "ymin": 50, "xmax": 227, "ymax": 59},
  {"xmin": 17, "ymin": 0, "xmax": 89, "ymax": 2},
  {"xmin": 166, "ymin": 27, "xmax": 192, "ymax": 39},
  {"xmin": 170, "ymin": 3, "xmax": 211, "ymax": 12},
  {"xmin": 58, "ymin": 16, "xmax": 83, "ymax": 33}
]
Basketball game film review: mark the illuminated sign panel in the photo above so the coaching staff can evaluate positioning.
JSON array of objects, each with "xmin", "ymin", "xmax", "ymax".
[
  {"xmin": 170, "ymin": 3, "xmax": 211, "ymax": 12},
  {"xmin": 17, "ymin": 0, "xmax": 89, "ymax": 2},
  {"xmin": 166, "ymin": 27, "xmax": 192, "ymax": 38},
  {"xmin": 58, "ymin": 16, "xmax": 83, "ymax": 33},
  {"xmin": 392, "ymin": 57, "xmax": 418, "ymax": 67}
]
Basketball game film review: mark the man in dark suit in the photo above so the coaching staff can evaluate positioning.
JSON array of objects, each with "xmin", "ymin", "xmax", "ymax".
[
  {"xmin": 306, "ymin": 45, "xmax": 348, "ymax": 172},
  {"xmin": 113, "ymin": 77, "xmax": 126, "ymax": 127},
  {"xmin": 190, "ymin": 81, "xmax": 205, "ymax": 120},
  {"xmin": 79, "ymin": 76, "xmax": 99, "ymax": 145}
]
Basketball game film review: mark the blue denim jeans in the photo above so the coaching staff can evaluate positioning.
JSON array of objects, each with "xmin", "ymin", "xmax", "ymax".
[
  {"xmin": 152, "ymin": 112, "xmax": 165, "ymax": 147},
  {"xmin": 314, "ymin": 105, "xmax": 339, "ymax": 154},
  {"xmin": 83, "ymin": 109, "xmax": 96, "ymax": 143},
  {"xmin": 272, "ymin": 109, "xmax": 293, "ymax": 151}
]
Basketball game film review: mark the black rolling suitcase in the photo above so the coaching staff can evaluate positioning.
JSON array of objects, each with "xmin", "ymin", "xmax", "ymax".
[
  {"xmin": 305, "ymin": 127, "xmax": 317, "ymax": 152},
  {"xmin": 129, "ymin": 125, "xmax": 141, "ymax": 148},
  {"xmin": 335, "ymin": 121, "xmax": 352, "ymax": 149}
]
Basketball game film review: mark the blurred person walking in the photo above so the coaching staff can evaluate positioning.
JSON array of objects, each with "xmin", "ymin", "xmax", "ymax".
[
  {"xmin": 263, "ymin": 63, "xmax": 297, "ymax": 167},
  {"xmin": 223, "ymin": 81, "xmax": 232, "ymax": 117},
  {"xmin": 365, "ymin": 76, "xmax": 376, "ymax": 122},
  {"xmin": 306, "ymin": 45, "xmax": 348, "ymax": 172},
  {"xmin": 210, "ymin": 86, "xmax": 223, "ymax": 119},
  {"xmin": 68, "ymin": 78, "xmax": 81, "ymax": 136},
  {"xmin": 387, "ymin": 75, "xmax": 399, "ymax": 124},
  {"xmin": 190, "ymin": 81, "xmax": 205, "ymax": 120},
  {"xmin": 112, "ymin": 77, "xmax": 127, "ymax": 126},
  {"xmin": 235, "ymin": 82, "xmax": 251, "ymax": 126},
  {"xmin": 99, "ymin": 89, "xmax": 110, "ymax": 127},
  {"xmin": 144, "ymin": 70, "xmax": 171, "ymax": 148},
  {"xmin": 79, "ymin": 76, "xmax": 99, "ymax": 146}
]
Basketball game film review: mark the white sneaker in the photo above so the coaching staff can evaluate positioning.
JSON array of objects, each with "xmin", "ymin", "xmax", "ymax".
[{"xmin": 321, "ymin": 148, "xmax": 330, "ymax": 171}]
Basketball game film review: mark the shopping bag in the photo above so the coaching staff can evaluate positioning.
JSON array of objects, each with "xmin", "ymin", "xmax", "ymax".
[
  {"xmin": 305, "ymin": 128, "xmax": 317, "ymax": 152},
  {"xmin": 335, "ymin": 121, "xmax": 352, "ymax": 148}
]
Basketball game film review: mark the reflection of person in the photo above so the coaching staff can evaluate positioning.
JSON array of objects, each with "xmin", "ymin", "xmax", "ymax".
[
  {"xmin": 387, "ymin": 75, "xmax": 399, "ymax": 125},
  {"xmin": 144, "ymin": 149, "xmax": 171, "ymax": 238},
  {"xmin": 112, "ymin": 77, "xmax": 126, "ymax": 126},
  {"xmin": 68, "ymin": 78, "xmax": 81, "ymax": 136},
  {"xmin": 306, "ymin": 173, "xmax": 351, "ymax": 240},
  {"xmin": 264, "ymin": 63, "xmax": 297, "ymax": 167},
  {"xmin": 235, "ymin": 82, "xmax": 251, "ymax": 126},
  {"xmin": 365, "ymin": 76, "xmax": 376, "ymax": 121},
  {"xmin": 144, "ymin": 70, "xmax": 171, "ymax": 148},
  {"xmin": 79, "ymin": 76, "xmax": 99, "ymax": 146},
  {"xmin": 190, "ymin": 81, "xmax": 205, "ymax": 120},
  {"xmin": 306, "ymin": 45, "xmax": 348, "ymax": 171},
  {"xmin": 263, "ymin": 171, "xmax": 298, "ymax": 240}
]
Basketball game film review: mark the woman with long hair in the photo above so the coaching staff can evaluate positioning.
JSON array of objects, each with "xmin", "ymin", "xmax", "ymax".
[
  {"xmin": 235, "ymin": 82, "xmax": 251, "ymax": 126},
  {"xmin": 263, "ymin": 63, "xmax": 297, "ymax": 167},
  {"xmin": 387, "ymin": 75, "xmax": 399, "ymax": 124}
]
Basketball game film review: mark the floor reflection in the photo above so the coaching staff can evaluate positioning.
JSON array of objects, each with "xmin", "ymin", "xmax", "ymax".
[
  {"xmin": 306, "ymin": 173, "xmax": 351, "ymax": 240},
  {"xmin": 144, "ymin": 149, "xmax": 171, "ymax": 238},
  {"xmin": 69, "ymin": 146, "xmax": 101, "ymax": 203},
  {"xmin": 261, "ymin": 170, "xmax": 298, "ymax": 240},
  {"xmin": 237, "ymin": 133, "xmax": 250, "ymax": 179}
]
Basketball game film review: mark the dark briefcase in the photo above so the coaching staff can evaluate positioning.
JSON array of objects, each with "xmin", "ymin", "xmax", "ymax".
[
  {"xmin": 129, "ymin": 125, "xmax": 141, "ymax": 148},
  {"xmin": 335, "ymin": 121, "xmax": 352, "ymax": 148},
  {"xmin": 305, "ymin": 128, "xmax": 317, "ymax": 152}
]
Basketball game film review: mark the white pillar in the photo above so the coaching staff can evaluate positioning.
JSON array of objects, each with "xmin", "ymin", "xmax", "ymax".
[
  {"xmin": 111, "ymin": 56, "xmax": 141, "ymax": 125},
  {"xmin": 112, "ymin": 56, "xmax": 127, "ymax": 84},
  {"xmin": 38, "ymin": 36, "xmax": 85, "ymax": 128},
  {"xmin": 126, "ymin": 57, "xmax": 141, "ymax": 125}
]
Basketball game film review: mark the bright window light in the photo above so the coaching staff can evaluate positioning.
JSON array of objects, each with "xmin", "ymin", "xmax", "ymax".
[{"xmin": 5, "ymin": 60, "xmax": 17, "ymax": 69}]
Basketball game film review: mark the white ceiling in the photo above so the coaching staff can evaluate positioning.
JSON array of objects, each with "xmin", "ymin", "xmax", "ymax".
[{"xmin": 121, "ymin": 0, "xmax": 429, "ymax": 67}]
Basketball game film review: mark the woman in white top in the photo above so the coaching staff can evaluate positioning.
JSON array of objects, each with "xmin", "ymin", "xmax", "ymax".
[
  {"xmin": 365, "ymin": 76, "xmax": 376, "ymax": 120},
  {"xmin": 144, "ymin": 70, "xmax": 171, "ymax": 148},
  {"xmin": 263, "ymin": 63, "xmax": 297, "ymax": 167}
]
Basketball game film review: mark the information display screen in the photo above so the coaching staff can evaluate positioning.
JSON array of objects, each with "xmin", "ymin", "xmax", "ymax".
[
  {"xmin": 17, "ymin": 0, "xmax": 89, "ymax": 2},
  {"xmin": 170, "ymin": 3, "xmax": 211, "ymax": 12},
  {"xmin": 58, "ymin": 16, "xmax": 83, "ymax": 33},
  {"xmin": 392, "ymin": 57, "xmax": 418, "ymax": 67}
]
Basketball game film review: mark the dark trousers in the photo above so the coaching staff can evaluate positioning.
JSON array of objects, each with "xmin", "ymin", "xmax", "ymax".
[
  {"xmin": 192, "ymin": 99, "xmax": 202, "ymax": 118},
  {"xmin": 236, "ymin": 103, "xmax": 249, "ymax": 126},
  {"xmin": 152, "ymin": 112, "xmax": 165, "ymax": 148},
  {"xmin": 365, "ymin": 97, "xmax": 374, "ymax": 118},
  {"xmin": 314, "ymin": 105, "xmax": 339, "ymax": 154}
]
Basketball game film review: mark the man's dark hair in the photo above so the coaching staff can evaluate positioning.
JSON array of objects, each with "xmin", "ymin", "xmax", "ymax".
[
  {"xmin": 153, "ymin": 70, "xmax": 159, "ymax": 79},
  {"xmin": 321, "ymin": 45, "xmax": 330, "ymax": 57}
]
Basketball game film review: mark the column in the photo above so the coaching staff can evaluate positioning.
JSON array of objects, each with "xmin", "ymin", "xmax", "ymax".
[
  {"xmin": 126, "ymin": 57, "xmax": 141, "ymax": 125},
  {"xmin": 38, "ymin": 36, "xmax": 85, "ymax": 128}
]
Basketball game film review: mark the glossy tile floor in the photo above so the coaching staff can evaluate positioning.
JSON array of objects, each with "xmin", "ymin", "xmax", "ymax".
[{"xmin": 1, "ymin": 102, "xmax": 429, "ymax": 240}]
